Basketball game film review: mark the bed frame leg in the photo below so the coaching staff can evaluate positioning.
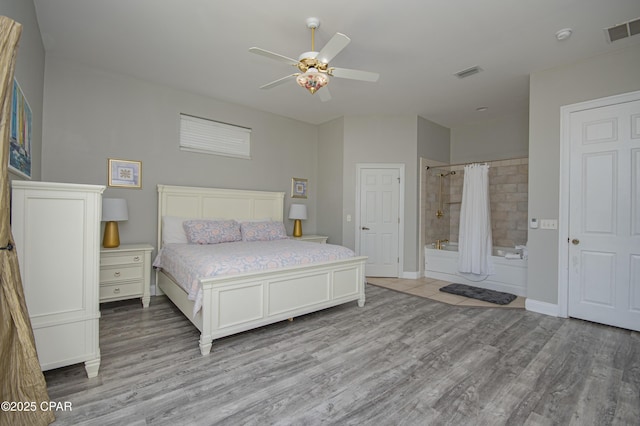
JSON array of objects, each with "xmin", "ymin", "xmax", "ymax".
[{"xmin": 199, "ymin": 335, "xmax": 213, "ymax": 355}]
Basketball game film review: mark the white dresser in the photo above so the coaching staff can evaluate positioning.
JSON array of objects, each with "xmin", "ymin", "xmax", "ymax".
[
  {"xmin": 11, "ymin": 181, "xmax": 104, "ymax": 378},
  {"xmin": 100, "ymin": 244, "xmax": 153, "ymax": 307}
]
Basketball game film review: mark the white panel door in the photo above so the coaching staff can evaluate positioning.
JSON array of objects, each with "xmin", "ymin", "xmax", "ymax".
[
  {"xmin": 568, "ymin": 99, "xmax": 640, "ymax": 331},
  {"xmin": 359, "ymin": 168, "xmax": 400, "ymax": 277}
]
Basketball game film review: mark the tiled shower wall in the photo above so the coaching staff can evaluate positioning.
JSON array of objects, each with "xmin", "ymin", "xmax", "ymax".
[
  {"xmin": 423, "ymin": 158, "xmax": 528, "ymax": 248},
  {"xmin": 423, "ymin": 166, "xmax": 452, "ymax": 246}
]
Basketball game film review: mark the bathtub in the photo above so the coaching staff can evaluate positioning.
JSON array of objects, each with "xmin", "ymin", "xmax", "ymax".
[{"xmin": 424, "ymin": 242, "xmax": 527, "ymax": 297}]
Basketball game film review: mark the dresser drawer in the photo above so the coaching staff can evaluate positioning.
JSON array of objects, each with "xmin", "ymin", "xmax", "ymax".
[
  {"xmin": 100, "ymin": 282, "xmax": 142, "ymax": 300},
  {"xmin": 101, "ymin": 252, "xmax": 145, "ymax": 267},
  {"xmin": 100, "ymin": 264, "xmax": 143, "ymax": 283}
]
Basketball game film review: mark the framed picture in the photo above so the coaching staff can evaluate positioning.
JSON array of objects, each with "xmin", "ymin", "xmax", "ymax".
[
  {"xmin": 9, "ymin": 79, "xmax": 32, "ymax": 179},
  {"xmin": 108, "ymin": 158, "xmax": 142, "ymax": 188},
  {"xmin": 291, "ymin": 177, "xmax": 308, "ymax": 199}
]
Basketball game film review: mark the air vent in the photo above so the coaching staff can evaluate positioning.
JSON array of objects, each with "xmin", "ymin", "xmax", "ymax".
[
  {"xmin": 454, "ymin": 66, "xmax": 482, "ymax": 79},
  {"xmin": 630, "ymin": 18, "xmax": 640, "ymax": 36},
  {"xmin": 605, "ymin": 17, "xmax": 640, "ymax": 43}
]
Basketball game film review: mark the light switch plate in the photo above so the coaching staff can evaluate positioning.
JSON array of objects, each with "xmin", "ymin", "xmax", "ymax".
[{"xmin": 540, "ymin": 219, "xmax": 558, "ymax": 229}]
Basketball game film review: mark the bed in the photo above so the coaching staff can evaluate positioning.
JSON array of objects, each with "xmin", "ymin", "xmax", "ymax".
[{"xmin": 154, "ymin": 184, "xmax": 367, "ymax": 355}]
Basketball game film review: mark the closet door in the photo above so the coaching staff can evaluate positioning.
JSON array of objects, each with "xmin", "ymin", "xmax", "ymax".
[
  {"xmin": 357, "ymin": 166, "xmax": 402, "ymax": 277},
  {"xmin": 567, "ymin": 97, "xmax": 640, "ymax": 332},
  {"xmin": 12, "ymin": 181, "xmax": 105, "ymax": 377}
]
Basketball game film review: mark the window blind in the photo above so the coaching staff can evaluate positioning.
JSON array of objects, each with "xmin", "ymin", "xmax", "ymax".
[{"xmin": 179, "ymin": 114, "xmax": 251, "ymax": 159}]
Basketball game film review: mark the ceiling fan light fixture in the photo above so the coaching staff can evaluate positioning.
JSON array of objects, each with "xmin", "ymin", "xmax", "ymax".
[
  {"xmin": 296, "ymin": 68, "xmax": 329, "ymax": 94},
  {"xmin": 250, "ymin": 18, "xmax": 377, "ymax": 98}
]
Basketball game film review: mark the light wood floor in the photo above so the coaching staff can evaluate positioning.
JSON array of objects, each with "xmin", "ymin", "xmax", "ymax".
[
  {"xmin": 45, "ymin": 284, "xmax": 639, "ymax": 425},
  {"xmin": 367, "ymin": 277, "xmax": 526, "ymax": 309}
]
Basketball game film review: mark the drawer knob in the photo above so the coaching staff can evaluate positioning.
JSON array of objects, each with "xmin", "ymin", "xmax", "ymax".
[
  {"xmin": 133, "ymin": 256, "xmax": 140, "ymax": 262},
  {"xmin": 114, "ymin": 287, "xmax": 120, "ymax": 294},
  {"xmin": 114, "ymin": 271, "xmax": 121, "ymax": 277}
]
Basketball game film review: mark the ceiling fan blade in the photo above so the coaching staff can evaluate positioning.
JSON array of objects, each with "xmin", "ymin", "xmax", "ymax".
[
  {"xmin": 259, "ymin": 74, "xmax": 298, "ymax": 90},
  {"xmin": 330, "ymin": 67, "xmax": 380, "ymax": 82},
  {"xmin": 249, "ymin": 47, "xmax": 299, "ymax": 66},
  {"xmin": 317, "ymin": 32, "xmax": 350, "ymax": 64},
  {"xmin": 318, "ymin": 88, "xmax": 332, "ymax": 102}
]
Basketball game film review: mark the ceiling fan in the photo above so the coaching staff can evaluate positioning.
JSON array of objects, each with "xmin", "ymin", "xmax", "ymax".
[{"xmin": 249, "ymin": 17, "xmax": 379, "ymax": 102}]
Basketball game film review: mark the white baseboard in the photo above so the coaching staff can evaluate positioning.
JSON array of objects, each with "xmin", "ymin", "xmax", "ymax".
[{"xmin": 525, "ymin": 299, "xmax": 559, "ymax": 317}]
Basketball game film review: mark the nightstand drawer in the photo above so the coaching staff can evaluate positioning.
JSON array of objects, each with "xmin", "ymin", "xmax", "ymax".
[
  {"xmin": 100, "ymin": 282, "xmax": 142, "ymax": 300},
  {"xmin": 101, "ymin": 253, "xmax": 145, "ymax": 266},
  {"xmin": 100, "ymin": 264, "xmax": 143, "ymax": 283}
]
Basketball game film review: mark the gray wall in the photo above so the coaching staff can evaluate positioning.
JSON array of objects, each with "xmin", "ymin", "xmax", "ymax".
[
  {"xmin": 2, "ymin": 1, "xmax": 45, "ymax": 182},
  {"xmin": 417, "ymin": 116, "xmax": 450, "ymax": 163},
  {"xmin": 528, "ymin": 44, "xmax": 640, "ymax": 304},
  {"xmin": 322, "ymin": 115, "xmax": 450, "ymax": 276},
  {"xmin": 317, "ymin": 117, "xmax": 344, "ymax": 245},
  {"xmin": 342, "ymin": 115, "xmax": 419, "ymax": 273},
  {"xmin": 41, "ymin": 57, "xmax": 319, "ymax": 253},
  {"xmin": 450, "ymin": 109, "xmax": 529, "ymax": 163}
]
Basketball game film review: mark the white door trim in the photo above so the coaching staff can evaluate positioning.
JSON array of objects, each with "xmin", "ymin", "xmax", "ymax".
[
  {"xmin": 558, "ymin": 89, "xmax": 640, "ymax": 318},
  {"xmin": 355, "ymin": 163, "xmax": 405, "ymax": 278}
]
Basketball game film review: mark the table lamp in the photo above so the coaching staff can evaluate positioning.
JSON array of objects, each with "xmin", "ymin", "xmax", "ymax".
[
  {"xmin": 288, "ymin": 204, "xmax": 307, "ymax": 238},
  {"xmin": 102, "ymin": 198, "xmax": 128, "ymax": 248}
]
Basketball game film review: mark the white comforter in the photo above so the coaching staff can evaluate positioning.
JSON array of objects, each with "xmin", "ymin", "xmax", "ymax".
[{"xmin": 153, "ymin": 239, "xmax": 355, "ymax": 315}]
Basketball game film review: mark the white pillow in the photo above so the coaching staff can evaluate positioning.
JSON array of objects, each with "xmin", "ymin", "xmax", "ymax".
[{"xmin": 162, "ymin": 216, "xmax": 189, "ymax": 244}]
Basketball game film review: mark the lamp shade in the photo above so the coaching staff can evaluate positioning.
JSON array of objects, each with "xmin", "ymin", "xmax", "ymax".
[
  {"xmin": 102, "ymin": 198, "xmax": 128, "ymax": 222},
  {"xmin": 288, "ymin": 204, "xmax": 307, "ymax": 220}
]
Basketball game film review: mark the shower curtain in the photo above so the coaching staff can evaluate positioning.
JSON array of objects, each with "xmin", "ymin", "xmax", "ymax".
[{"xmin": 458, "ymin": 163, "xmax": 493, "ymax": 276}]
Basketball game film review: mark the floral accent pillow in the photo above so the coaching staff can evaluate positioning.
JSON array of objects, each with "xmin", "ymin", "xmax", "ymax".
[
  {"xmin": 240, "ymin": 221, "xmax": 288, "ymax": 242},
  {"xmin": 182, "ymin": 220, "xmax": 242, "ymax": 245}
]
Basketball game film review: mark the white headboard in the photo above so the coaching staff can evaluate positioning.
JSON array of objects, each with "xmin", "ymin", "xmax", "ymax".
[{"xmin": 157, "ymin": 184, "xmax": 285, "ymax": 248}]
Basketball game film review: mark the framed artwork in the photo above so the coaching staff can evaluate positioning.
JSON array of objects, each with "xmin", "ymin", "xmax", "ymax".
[
  {"xmin": 291, "ymin": 177, "xmax": 308, "ymax": 199},
  {"xmin": 9, "ymin": 79, "xmax": 32, "ymax": 179},
  {"xmin": 108, "ymin": 158, "xmax": 142, "ymax": 188}
]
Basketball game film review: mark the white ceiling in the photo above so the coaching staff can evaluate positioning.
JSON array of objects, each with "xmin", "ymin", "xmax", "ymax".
[{"xmin": 33, "ymin": 0, "xmax": 640, "ymax": 127}]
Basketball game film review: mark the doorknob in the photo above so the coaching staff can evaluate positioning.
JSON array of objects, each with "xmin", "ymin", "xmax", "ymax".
[
  {"xmin": 361, "ymin": 227, "xmax": 370, "ymax": 230},
  {"xmin": 571, "ymin": 238, "xmax": 580, "ymax": 245}
]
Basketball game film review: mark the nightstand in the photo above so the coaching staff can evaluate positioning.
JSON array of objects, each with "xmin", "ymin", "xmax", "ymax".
[
  {"xmin": 292, "ymin": 234, "xmax": 328, "ymax": 244},
  {"xmin": 100, "ymin": 243, "xmax": 153, "ymax": 307}
]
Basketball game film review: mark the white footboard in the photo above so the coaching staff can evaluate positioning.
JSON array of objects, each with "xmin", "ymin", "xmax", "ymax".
[{"xmin": 158, "ymin": 257, "xmax": 366, "ymax": 355}]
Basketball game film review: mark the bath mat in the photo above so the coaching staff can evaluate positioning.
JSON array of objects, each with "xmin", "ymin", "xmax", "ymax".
[{"xmin": 439, "ymin": 283, "xmax": 517, "ymax": 305}]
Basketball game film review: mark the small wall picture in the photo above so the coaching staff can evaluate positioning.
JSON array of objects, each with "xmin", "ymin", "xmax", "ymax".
[
  {"xmin": 291, "ymin": 177, "xmax": 308, "ymax": 199},
  {"xmin": 9, "ymin": 79, "xmax": 32, "ymax": 179},
  {"xmin": 108, "ymin": 158, "xmax": 142, "ymax": 188}
]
